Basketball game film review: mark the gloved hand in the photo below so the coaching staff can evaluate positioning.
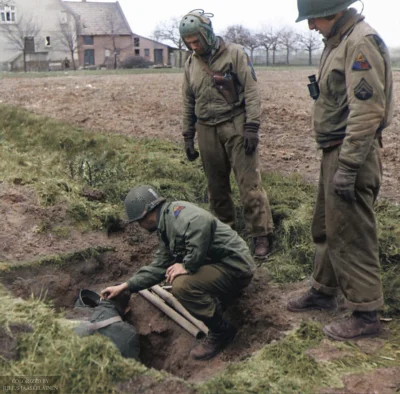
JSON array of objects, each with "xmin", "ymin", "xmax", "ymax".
[
  {"xmin": 243, "ymin": 122, "xmax": 259, "ymax": 155},
  {"xmin": 184, "ymin": 138, "xmax": 199, "ymax": 162},
  {"xmin": 332, "ymin": 165, "xmax": 358, "ymax": 202}
]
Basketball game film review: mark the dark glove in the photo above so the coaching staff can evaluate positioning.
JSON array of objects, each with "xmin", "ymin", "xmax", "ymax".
[
  {"xmin": 332, "ymin": 165, "xmax": 358, "ymax": 202},
  {"xmin": 243, "ymin": 122, "xmax": 259, "ymax": 155},
  {"xmin": 184, "ymin": 138, "xmax": 199, "ymax": 162}
]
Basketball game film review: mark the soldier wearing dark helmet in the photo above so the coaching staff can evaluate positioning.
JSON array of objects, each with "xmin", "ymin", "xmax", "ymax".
[
  {"xmin": 287, "ymin": 0, "xmax": 394, "ymax": 341},
  {"xmin": 101, "ymin": 185, "xmax": 256, "ymax": 360},
  {"xmin": 179, "ymin": 10, "xmax": 274, "ymax": 260}
]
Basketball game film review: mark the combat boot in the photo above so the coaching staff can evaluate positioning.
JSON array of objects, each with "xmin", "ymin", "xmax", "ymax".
[
  {"xmin": 287, "ymin": 287, "xmax": 337, "ymax": 312},
  {"xmin": 323, "ymin": 311, "xmax": 382, "ymax": 341},
  {"xmin": 190, "ymin": 321, "xmax": 236, "ymax": 361},
  {"xmin": 254, "ymin": 235, "xmax": 270, "ymax": 260}
]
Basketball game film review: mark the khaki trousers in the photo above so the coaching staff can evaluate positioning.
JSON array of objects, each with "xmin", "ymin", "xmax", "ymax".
[
  {"xmin": 172, "ymin": 265, "xmax": 252, "ymax": 330},
  {"xmin": 196, "ymin": 113, "xmax": 274, "ymax": 237},
  {"xmin": 311, "ymin": 140, "xmax": 384, "ymax": 311}
]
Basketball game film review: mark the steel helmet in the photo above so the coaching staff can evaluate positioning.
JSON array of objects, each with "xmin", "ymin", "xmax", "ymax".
[
  {"xmin": 296, "ymin": 0, "xmax": 357, "ymax": 22},
  {"xmin": 179, "ymin": 9, "xmax": 216, "ymax": 52},
  {"xmin": 75, "ymin": 289, "xmax": 101, "ymax": 308},
  {"xmin": 124, "ymin": 185, "xmax": 166, "ymax": 222}
]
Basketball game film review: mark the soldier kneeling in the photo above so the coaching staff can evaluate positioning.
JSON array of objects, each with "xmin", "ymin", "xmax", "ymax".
[{"xmin": 101, "ymin": 185, "xmax": 255, "ymax": 360}]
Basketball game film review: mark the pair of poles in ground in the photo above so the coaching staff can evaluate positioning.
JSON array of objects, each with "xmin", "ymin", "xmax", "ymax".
[{"xmin": 139, "ymin": 285, "xmax": 209, "ymax": 339}]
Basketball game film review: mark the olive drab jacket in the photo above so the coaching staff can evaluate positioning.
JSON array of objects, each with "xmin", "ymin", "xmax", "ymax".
[
  {"xmin": 182, "ymin": 37, "xmax": 261, "ymax": 137},
  {"xmin": 314, "ymin": 8, "xmax": 393, "ymax": 169},
  {"xmin": 127, "ymin": 202, "xmax": 256, "ymax": 292}
]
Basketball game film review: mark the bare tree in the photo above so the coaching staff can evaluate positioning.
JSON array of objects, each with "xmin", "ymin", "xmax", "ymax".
[
  {"xmin": 153, "ymin": 17, "xmax": 185, "ymax": 68},
  {"xmin": 257, "ymin": 26, "xmax": 281, "ymax": 66},
  {"xmin": 297, "ymin": 30, "xmax": 322, "ymax": 65},
  {"xmin": 104, "ymin": 9, "xmax": 125, "ymax": 69},
  {"xmin": 223, "ymin": 25, "xmax": 260, "ymax": 62},
  {"xmin": 246, "ymin": 33, "xmax": 260, "ymax": 63},
  {"xmin": 279, "ymin": 28, "xmax": 297, "ymax": 65},
  {"xmin": 0, "ymin": 15, "xmax": 41, "ymax": 72},
  {"xmin": 56, "ymin": 17, "xmax": 80, "ymax": 70},
  {"xmin": 223, "ymin": 24, "xmax": 251, "ymax": 47}
]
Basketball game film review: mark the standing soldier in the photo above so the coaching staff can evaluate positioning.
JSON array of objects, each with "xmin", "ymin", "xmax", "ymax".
[
  {"xmin": 101, "ymin": 185, "xmax": 256, "ymax": 360},
  {"xmin": 287, "ymin": 0, "xmax": 394, "ymax": 340},
  {"xmin": 179, "ymin": 9, "xmax": 274, "ymax": 260}
]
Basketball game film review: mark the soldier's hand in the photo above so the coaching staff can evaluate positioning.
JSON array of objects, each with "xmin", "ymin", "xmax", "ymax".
[
  {"xmin": 101, "ymin": 282, "xmax": 128, "ymax": 300},
  {"xmin": 184, "ymin": 139, "xmax": 199, "ymax": 162},
  {"xmin": 333, "ymin": 166, "xmax": 358, "ymax": 202},
  {"xmin": 243, "ymin": 122, "xmax": 260, "ymax": 155},
  {"xmin": 166, "ymin": 263, "xmax": 188, "ymax": 284}
]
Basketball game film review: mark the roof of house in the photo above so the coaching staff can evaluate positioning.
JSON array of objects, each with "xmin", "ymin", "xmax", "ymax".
[{"xmin": 64, "ymin": 1, "xmax": 132, "ymax": 36}]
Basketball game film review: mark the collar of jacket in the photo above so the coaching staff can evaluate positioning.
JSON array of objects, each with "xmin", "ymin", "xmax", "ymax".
[
  {"xmin": 157, "ymin": 201, "xmax": 172, "ymax": 234},
  {"xmin": 193, "ymin": 36, "xmax": 227, "ymax": 64},
  {"xmin": 324, "ymin": 8, "xmax": 365, "ymax": 48}
]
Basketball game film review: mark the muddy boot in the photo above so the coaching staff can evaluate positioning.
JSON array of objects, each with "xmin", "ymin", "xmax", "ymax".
[
  {"xmin": 287, "ymin": 287, "xmax": 337, "ymax": 312},
  {"xmin": 323, "ymin": 311, "xmax": 382, "ymax": 341},
  {"xmin": 190, "ymin": 321, "xmax": 236, "ymax": 361},
  {"xmin": 253, "ymin": 235, "xmax": 270, "ymax": 260}
]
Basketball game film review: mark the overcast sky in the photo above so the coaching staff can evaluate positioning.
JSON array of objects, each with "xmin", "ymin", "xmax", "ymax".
[{"xmin": 86, "ymin": 0, "xmax": 399, "ymax": 48}]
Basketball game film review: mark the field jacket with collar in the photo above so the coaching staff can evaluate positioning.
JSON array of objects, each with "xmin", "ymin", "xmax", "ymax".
[
  {"xmin": 127, "ymin": 201, "xmax": 256, "ymax": 293},
  {"xmin": 182, "ymin": 37, "xmax": 261, "ymax": 137},
  {"xmin": 314, "ymin": 8, "xmax": 393, "ymax": 169}
]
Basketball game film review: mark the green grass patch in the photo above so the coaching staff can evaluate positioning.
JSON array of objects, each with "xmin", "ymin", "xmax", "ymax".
[{"xmin": 0, "ymin": 286, "xmax": 166, "ymax": 393}]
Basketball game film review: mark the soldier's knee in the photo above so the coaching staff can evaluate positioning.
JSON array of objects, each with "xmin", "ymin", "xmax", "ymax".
[{"xmin": 172, "ymin": 276, "xmax": 192, "ymax": 300}]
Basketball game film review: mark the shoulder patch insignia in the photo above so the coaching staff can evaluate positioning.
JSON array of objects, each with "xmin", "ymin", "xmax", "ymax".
[
  {"xmin": 354, "ymin": 78, "xmax": 373, "ymax": 100},
  {"xmin": 246, "ymin": 53, "xmax": 257, "ymax": 81},
  {"xmin": 352, "ymin": 51, "xmax": 372, "ymax": 71},
  {"xmin": 173, "ymin": 205, "xmax": 185, "ymax": 218}
]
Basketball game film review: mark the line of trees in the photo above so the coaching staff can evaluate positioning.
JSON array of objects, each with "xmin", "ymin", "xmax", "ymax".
[{"xmin": 152, "ymin": 19, "xmax": 323, "ymax": 66}]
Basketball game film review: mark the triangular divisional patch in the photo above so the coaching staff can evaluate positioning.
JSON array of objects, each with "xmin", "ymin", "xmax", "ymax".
[{"xmin": 352, "ymin": 51, "xmax": 372, "ymax": 71}]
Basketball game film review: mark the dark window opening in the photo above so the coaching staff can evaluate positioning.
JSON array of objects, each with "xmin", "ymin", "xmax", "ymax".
[
  {"xmin": 134, "ymin": 49, "xmax": 140, "ymax": 56},
  {"xmin": 83, "ymin": 35, "xmax": 94, "ymax": 45},
  {"xmin": 45, "ymin": 36, "xmax": 51, "ymax": 46},
  {"xmin": 84, "ymin": 49, "xmax": 95, "ymax": 65},
  {"xmin": 24, "ymin": 37, "xmax": 35, "ymax": 53},
  {"xmin": 134, "ymin": 37, "xmax": 140, "ymax": 47}
]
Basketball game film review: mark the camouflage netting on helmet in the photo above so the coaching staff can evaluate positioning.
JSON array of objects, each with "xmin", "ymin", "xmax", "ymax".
[
  {"xmin": 296, "ymin": 0, "xmax": 358, "ymax": 22},
  {"xmin": 179, "ymin": 9, "xmax": 216, "ymax": 52},
  {"xmin": 124, "ymin": 185, "xmax": 165, "ymax": 222}
]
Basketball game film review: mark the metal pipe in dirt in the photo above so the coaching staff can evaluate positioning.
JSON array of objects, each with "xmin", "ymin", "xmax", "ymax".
[
  {"xmin": 138, "ymin": 289, "xmax": 205, "ymax": 339},
  {"xmin": 151, "ymin": 285, "xmax": 209, "ymax": 336}
]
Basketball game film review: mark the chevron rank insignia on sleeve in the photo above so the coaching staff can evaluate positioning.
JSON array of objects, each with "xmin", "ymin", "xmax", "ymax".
[
  {"xmin": 354, "ymin": 78, "xmax": 373, "ymax": 100},
  {"xmin": 352, "ymin": 51, "xmax": 372, "ymax": 70}
]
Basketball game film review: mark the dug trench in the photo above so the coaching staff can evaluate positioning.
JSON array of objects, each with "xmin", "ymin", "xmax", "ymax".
[{"xmin": 0, "ymin": 223, "xmax": 298, "ymax": 383}]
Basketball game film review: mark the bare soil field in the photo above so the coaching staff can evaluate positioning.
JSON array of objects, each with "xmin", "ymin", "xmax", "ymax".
[
  {"xmin": 0, "ymin": 68, "xmax": 399, "ymax": 201},
  {"xmin": 0, "ymin": 69, "xmax": 399, "ymax": 392}
]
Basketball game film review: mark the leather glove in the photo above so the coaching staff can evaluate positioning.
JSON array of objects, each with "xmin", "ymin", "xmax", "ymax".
[
  {"xmin": 243, "ymin": 122, "xmax": 259, "ymax": 155},
  {"xmin": 184, "ymin": 138, "xmax": 199, "ymax": 162},
  {"xmin": 332, "ymin": 165, "xmax": 358, "ymax": 202}
]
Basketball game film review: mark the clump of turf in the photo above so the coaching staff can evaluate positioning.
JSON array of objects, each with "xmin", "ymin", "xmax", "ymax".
[{"xmin": 0, "ymin": 286, "xmax": 163, "ymax": 393}]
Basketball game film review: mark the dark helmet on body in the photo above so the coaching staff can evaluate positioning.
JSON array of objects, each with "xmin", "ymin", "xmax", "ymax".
[
  {"xmin": 75, "ymin": 289, "xmax": 101, "ymax": 308},
  {"xmin": 124, "ymin": 185, "xmax": 166, "ymax": 223},
  {"xmin": 179, "ymin": 9, "xmax": 216, "ymax": 52},
  {"xmin": 296, "ymin": 0, "xmax": 358, "ymax": 22}
]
